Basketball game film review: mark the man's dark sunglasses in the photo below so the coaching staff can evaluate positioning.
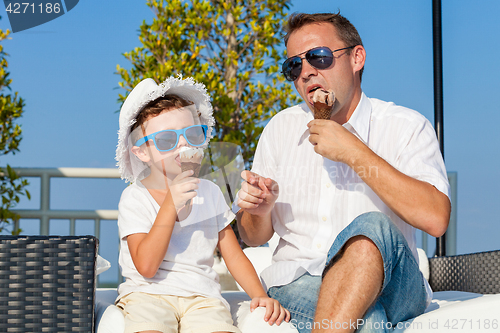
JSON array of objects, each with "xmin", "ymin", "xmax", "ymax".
[{"xmin": 281, "ymin": 46, "xmax": 356, "ymax": 81}]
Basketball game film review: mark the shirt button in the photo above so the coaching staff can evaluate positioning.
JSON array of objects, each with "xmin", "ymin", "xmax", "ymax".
[
  {"xmin": 326, "ymin": 183, "xmax": 331, "ymax": 188},
  {"xmin": 322, "ymin": 216, "xmax": 327, "ymax": 221},
  {"xmin": 316, "ymin": 244, "xmax": 322, "ymax": 249}
]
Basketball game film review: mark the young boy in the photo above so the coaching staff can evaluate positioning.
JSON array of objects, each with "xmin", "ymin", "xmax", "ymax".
[{"xmin": 115, "ymin": 76, "xmax": 290, "ymax": 333}]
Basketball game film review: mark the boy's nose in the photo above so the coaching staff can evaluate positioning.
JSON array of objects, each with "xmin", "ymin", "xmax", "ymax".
[{"xmin": 177, "ymin": 134, "xmax": 189, "ymax": 147}]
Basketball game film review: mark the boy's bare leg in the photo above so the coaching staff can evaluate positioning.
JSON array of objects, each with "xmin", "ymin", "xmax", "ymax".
[{"xmin": 312, "ymin": 236, "xmax": 384, "ymax": 333}]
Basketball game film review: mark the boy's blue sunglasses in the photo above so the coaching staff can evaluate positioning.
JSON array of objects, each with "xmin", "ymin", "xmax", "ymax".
[{"xmin": 134, "ymin": 125, "xmax": 208, "ymax": 152}]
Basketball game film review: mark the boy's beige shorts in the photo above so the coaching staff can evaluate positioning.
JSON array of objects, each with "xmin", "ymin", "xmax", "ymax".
[{"xmin": 116, "ymin": 292, "xmax": 241, "ymax": 333}]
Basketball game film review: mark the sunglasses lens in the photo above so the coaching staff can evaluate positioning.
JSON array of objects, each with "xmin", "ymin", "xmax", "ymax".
[
  {"xmin": 185, "ymin": 126, "xmax": 207, "ymax": 146},
  {"xmin": 282, "ymin": 47, "xmax": 334, "ymax": 81},
  {"xmin": 155, "ymin": 131, "xmax": 177, "ymax": 151},
  {"xmin": 282, "ymin": 57, "xmax": 303, "ymax": 81},
  {"xmin": 307, "ymin": 48, "xmax": 333, "ymax": 69}
]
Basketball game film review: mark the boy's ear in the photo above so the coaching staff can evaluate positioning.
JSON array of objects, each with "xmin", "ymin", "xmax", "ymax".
[{"xmin": 131, "ymin": 145, "xmax": 151, "ymax": 163}]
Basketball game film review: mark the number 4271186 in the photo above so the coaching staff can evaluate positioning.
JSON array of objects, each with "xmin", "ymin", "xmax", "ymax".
[{"xmin": 6, "ymin": 2, "xmax": 61, "ymax": 14}]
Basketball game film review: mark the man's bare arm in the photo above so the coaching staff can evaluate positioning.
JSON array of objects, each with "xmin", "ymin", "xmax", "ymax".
[
  {"xmin": 308, "ymin": 120, "xmax": 451, "ymax": 237},
  {"xmin": 237, "ymin": 210, "xmax": 274, "ymax": 247}
]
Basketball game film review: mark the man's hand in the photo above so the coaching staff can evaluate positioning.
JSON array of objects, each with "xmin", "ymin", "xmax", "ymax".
[
  {"xmin": 237, "ymin": 171, "xmax": 279, "ymax": 217},
  {"xmin": 307, "ymin": 119, "xmax": 368, "ymax": 167}
]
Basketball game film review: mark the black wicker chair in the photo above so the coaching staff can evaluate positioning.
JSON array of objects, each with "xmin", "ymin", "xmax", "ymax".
[
  {"xmin": 428, "ymin": 249, "xmax": 500, "ymax": 294},
  {"xmin": 0, "ymin": 235, "xmax": 98, "ymax": 333}
]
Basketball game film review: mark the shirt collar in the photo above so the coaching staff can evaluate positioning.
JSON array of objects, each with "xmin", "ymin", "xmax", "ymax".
[
  {"xmin": 344, "ymin": 92, "xmax": 371, "ymax": 144},
  {"xmin": 299, "ymin": 92, "xmax": 372, "ymax": 145}
]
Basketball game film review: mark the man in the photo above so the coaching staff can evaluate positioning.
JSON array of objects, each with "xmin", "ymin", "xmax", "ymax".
[{"xmin": 236, "ymin": 12, "xmax": 451, "ymax": 333}]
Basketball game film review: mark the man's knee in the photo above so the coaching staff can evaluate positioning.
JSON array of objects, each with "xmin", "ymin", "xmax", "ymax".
[
  {"xmin": 324, "ymin": 235, "xmax": 382, "ymax": 276},
  {"xmin": 323, "ymin": 212, "xmax": 402, "ymax": 279},
  {"xmin": 352, "ymin": 212, "xmax": 394, "ymax": 236},
  {"xmin": 351, "ymin": 212, "xmax": 407, "ymax": 256},
  {"xmin": 344, "ymin": 235, "xmax": 381, "ymax": 260}
]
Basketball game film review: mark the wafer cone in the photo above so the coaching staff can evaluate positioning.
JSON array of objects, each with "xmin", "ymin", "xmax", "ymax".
[
  {"xmin": 179, "ymin": 147, "xmax": 203, "ymax": 177},
  {"xmin": 181, "ymin": 162, "xmax": 201, "ymax": 177},
  {"xmin": 312, "ymin": 88, "xmax": 335, "ymax": 120},
  {"xmin": 179, "ymin": 147, "xmax": 204, "ymax": 206}
]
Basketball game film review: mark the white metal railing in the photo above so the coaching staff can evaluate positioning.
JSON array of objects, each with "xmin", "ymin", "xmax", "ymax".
[
  {"xmin": 10, "ymin": 167, "xmax": 122, "ymax": 287},
  {"xmin": 11, "ymin": 167, "xmax": 120, "ymax": 238},
  {"xmin": 7, "ymin": 167, "xmax": 457, "ymax": 286}
]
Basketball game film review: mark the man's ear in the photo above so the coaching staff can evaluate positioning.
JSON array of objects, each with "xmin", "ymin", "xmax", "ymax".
[
  {"xmin": 351, "ymin": 45, "xmax": 366, "ymax": 75},
  {"xmin": 131, "ymin": 145, "xmax": 151, "ymax": 163}
]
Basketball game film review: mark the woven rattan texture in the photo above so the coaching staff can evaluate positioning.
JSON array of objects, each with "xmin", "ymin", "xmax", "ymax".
[
  {"xmin": 429, "ymin": 250, "xmax": 500, "ymax": 294},
  {"xmin": 0, "ymin": 236, "xmax": 97, "ymax": 332}
]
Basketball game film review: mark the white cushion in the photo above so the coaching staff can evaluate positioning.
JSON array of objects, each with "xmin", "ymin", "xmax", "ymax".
[
  {"xmin": 236, "ymin": 303, "xmax": 299, "ymax": 333},
  {"xmin": 394, "ymin": 291, "xmax": 500, "ymax": 332},
  {"xmin": 236, "ymin": 247, "xmax": 274, "ymax": 292},
  {"xmin": 97, "ymin": 289, "xmax": 500, "ymax": 333},
  {"xmin": 99, "ymin": 248, "xmax": 498, "ymax": 333},
  {"xmin": 234, "ymin": 234, "xmax": 279, "ymax": 292},
  {"xmin": 417, "ymin": 248, "xmax": 429, "ymax": 281},
  {"xmin": 96, "ymin": 304, "xmax": 125, "ymax": 333},
  {"xmin": 96, "ymin": 289, "xmax": 123, "ymax": 333},
  {"xmin": 96, "ymin": 289, "xmax": 299, "ymax": 333},
  {"xmin": 96, "ymin": 255, "xmax": 111, "ymax": 275}
]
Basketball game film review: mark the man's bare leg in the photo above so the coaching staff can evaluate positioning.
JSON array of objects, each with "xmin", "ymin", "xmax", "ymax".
[{"xmin": 312, "ymin": 235, "xmax": 384, "ymax": 333}]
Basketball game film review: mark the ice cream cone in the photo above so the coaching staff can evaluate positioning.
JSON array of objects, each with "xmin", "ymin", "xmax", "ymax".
[
  {"xmin": 312, "ymin": 88, "xmax": 335, "ymax": 120},
  {"xmin": 181, "ymin": 162, "xmax": 201, "ymax": 177},
  {"xmin": 179, "ymin": 147, "xmax": 204, "ymax": 206},
  {"xmin": 179, "ymin": 147, "xmax": 204, "ymax": 177}
]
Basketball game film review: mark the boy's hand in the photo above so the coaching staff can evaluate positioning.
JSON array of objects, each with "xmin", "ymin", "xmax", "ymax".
[
  {"xmin": 250, "ymin": 296, "xmax": 290, "ymax": 326},
  {"xmin": 238, "ymin": 171, "xmax": 279, "ymax": 217},
  {"xmin": 169, "ymin": 170, "xmax": 199, "ymax": 211}
]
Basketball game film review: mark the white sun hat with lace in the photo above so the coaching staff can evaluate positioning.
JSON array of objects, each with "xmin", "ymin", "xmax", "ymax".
[{"xmin": 115, "ymin": 75, "xmax": 215, "ymax": 183}]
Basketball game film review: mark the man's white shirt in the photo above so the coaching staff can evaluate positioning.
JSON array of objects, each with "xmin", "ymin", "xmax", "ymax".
[{"xmin": 250, "ymin": 92, "xmax": 450, "ymax": 305}]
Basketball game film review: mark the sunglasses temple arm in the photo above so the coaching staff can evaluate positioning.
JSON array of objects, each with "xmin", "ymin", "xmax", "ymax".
[{"xmin": 134, "ymin": 137, "xmax": 147, "ymax": 147}]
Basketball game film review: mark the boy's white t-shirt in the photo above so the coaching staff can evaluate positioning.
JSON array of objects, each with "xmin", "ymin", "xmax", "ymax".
[{"xmin": 116, "ymin": 179, "xmax": 235, "ymax": 309}]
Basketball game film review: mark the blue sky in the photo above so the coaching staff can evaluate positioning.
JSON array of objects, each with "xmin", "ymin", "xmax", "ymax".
[{"xmin": 1, "ymin": 1, "xmax": 499, "ymax": 283}]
